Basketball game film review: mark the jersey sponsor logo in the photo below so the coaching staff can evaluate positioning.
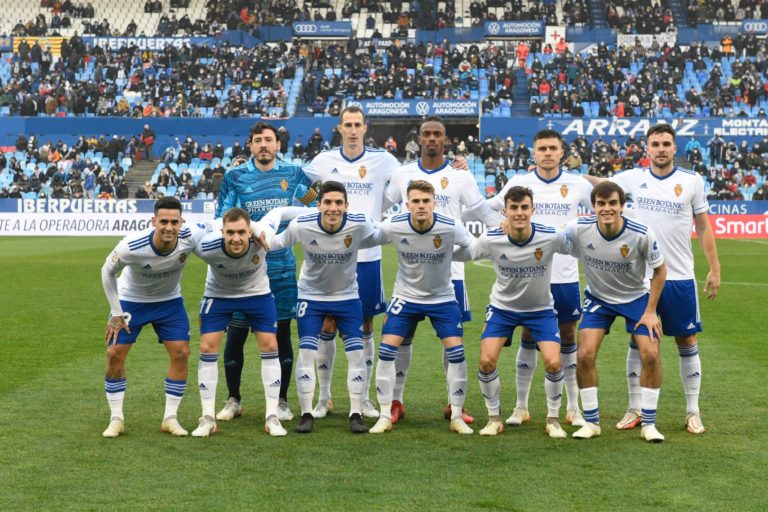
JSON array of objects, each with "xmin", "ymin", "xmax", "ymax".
[
  {"xmin": 252, "ymin": 254, "xmax": 260, "ymax": 265},
  {"xmin": 674, "ymin": 183, "xmax": 683, "ymax": 197},
  {"xmin": 280, "ymin": 178, "xmax": 288, "ymax": 191},
  {"xmin": 534, "ymin": 247, "xmax": 543, "ymax": 261},
  {"xmin": 344, "ymin": 234, "xmax": 353, "ymax": 248},
  {"xmin": 358, "ymin": 165, "xmax": 367, "ymax": 178},
  {"xmin": 440, "ymin": 176, "xmax": 449, "ymax": 189},
  {"xmin": 560, "ymin": 184, "xmax": 569, "ymax": 198},
  {"xmin": 620, "ymin": 244, "xmax": 630, "ymax": 258},
  {"xmin": 433, "ymin": 234, "xmax": 443, "ymax": 249}
]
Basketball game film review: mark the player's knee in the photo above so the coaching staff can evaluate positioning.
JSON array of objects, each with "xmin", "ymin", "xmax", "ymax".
[
  {"xmin": 478, "ymin": 354, "xmax": 497, "ymax": 373},
  {"xmin": 542, "ymin": 357, "xmax": 561, "ymax": 374},
  {"xmin": 577, "ymin": 347, "xmax": 596, "ymax": 368},
  {"xmin": 559, "ymin": 329, "xmax": 576, "ymax": 345},
  {"xmin": 675, "ymin": 335, "xmax": 697, "ymax": 348},
  {"xmin": 640, "ymin": 345, "xmax": 660, "ymax": 368},
  {"xmin": 168, "ymin": 344, "xmax": 190, "ymax": 362},
  {"xmin": 105, "ymin": 346, "xmax": 126, "ymax": 370}
]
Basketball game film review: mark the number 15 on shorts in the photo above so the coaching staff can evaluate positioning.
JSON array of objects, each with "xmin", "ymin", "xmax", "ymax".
[{"xmin": 387, "ymin": 297, "xmax": 406, "ymax": 315}]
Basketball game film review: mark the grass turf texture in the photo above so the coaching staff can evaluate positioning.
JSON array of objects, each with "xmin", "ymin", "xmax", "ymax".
[{"xmin": 0, "ymin": 237, "xmax": 765, "ymax": 511}]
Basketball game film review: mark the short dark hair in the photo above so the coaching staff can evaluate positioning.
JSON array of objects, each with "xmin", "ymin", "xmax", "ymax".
[
  {"xmin": 646, "ymin": 123, "xmax": 676, "ymax": 139},
  {"xmin": 504, "ymin": 185, "xmax": 533, "ymax": 206},
  {"xmin": 591, "ymin": 181, "xmax": 626, "ymax": 206},
  {"xmin": 533, "ymin": 129, "xmax": 563, "ymax": 144},
  {"xmin": 339, "ymin": 105, "xmax": 366, "ymax": 125},
  {"xmin": 419, "ymin": 116, "xmax": 445, "ymax": 133},
  {"xmin": 154, "ymin": 196, "xmax": 182, "ymax": 214},
  {"xmin": 407, "ymin": 179, "xmax": 435, "ymax": 196},
  {"xmin": 249, "ymin": 122, "xmax": 279, "ymax": 142},
  {"xmin": 318, "ymin": 180, "xmax": 348, "ymax": 203},
  {"xmin": 222, "ymin": 207, "xmax": 251, "ymax": 224}
]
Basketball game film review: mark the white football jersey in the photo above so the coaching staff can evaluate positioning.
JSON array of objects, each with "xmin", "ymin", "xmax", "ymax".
[
  {"xmin": 612, "ymin": 167, "xmax": 708, "ymax": 280},
  {"xmin": 385, "ymin": 159, "xmax": 500, "ymax": 280},
  {"xmin": 468, "ymin": 224, "xmax": 571, "ymax": 312},
  {"xmin": 194, "ymin": 227, "xmax": 270, "ymax": 299},
  {"xmin": 271, "ymin": 211, "xmax": 379, "ymax": 301},
  {"xmin": 490, "ymin": 169, "xmax": 592, "ymax": 284},
  {"xmin": 104, "ymin": 223, "xmax": 209, "ymax": 304},
  {"xmin": 373, "ymin": 212, "xmax": 473, "ymax": 304},
  {"xmin": 303, "ymin": 146, "xmax": 398, "ymax": 262},
  {"xmin": 565, "ymin": 216, "xmax": 664, "ymax": 304}
]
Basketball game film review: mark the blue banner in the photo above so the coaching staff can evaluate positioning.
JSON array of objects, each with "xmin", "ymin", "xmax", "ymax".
[
  {"xmin": 348, "ymin": 99, "xmax": 478, "ymax": 117},
  {"xmin": 82, "ymin": 36, "xmax": 216, "ymax": 50},
  {"xmin": 484, "ymin": 21, "xmax": 544, "ymax": 37},
  {"xmin": 291, "ymin": 21, "xmax": 352, "ymax": 37},
  {"xmin": 743, "ymin": 19, "xmax": 768, "ymax": 34},
  {"xmin": 708, "ymin": 201, "xmax": 768, "ymax": 215}
]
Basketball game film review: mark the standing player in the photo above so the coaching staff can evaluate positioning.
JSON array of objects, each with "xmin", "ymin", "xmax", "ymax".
[
  {"xmin": 215, "ymin": 122, "xmax": 317, "ymax": 424},
  {"xmin": 487, "ymin": 129, "xmax": 591, "ymax": 428},
  {"xmin": 369, "ymin": 180, "xmax": 475, "ymax": 435},
  {"xmin": 191, "ymin": 207, "xmax": 301, "ymax": 437},
  {"xmin": 302, "ymin": 106, "xmax": 399, "ymax": 420},
  {"xmin": 454, "ymin": 186, "xmax": 571, "ymax": 438},
  {"xmin": 265, "ymin": 182, "xmax": 381, "ymax": 434},
  {"xmin": 586, "ymin": 124, "xmax": 720, "ymax": 434},
  {"xmin": 565, "ymin": 182, "xmax": 668, "ymax": 443},
  {"xmin": 101, "ymin": 197, "xmax": 207, "ymax": 438},
  {"xmin": 383, "ymin": 116, "xmax": 503, "ymax": 424}
]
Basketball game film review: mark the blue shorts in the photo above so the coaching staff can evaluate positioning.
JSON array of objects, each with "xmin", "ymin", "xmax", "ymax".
[
  {"xmin": 453, "ymin": 279, "xmax": 472, "ymax": 322},
  {"xmin": 579, "ymin": 291, "xmax": 652, "ymax": 337},
  {"xmin": 357, "ymin": 260, "xmax": 387, "ymax": 318},
  {"xmin": 268, "ymin": 270, "xmax": 298, "ymax": 321},
  {"xmin": 657, "ymin": 279, "xmax": 702, "ymax": 336},
  {"xmin": 551, "ymin": 282, "xmax": 582, "ymax": 323},
  {"xmin": 481, "ymin": 305, "xmax": 561, "ymax": 343},
  {"xmin": 296, "ymin": 298, "xmax": 363, "ymax": 346},
  {"xmin": 200, "ymin": 294, "xmax": 277, "ymax": 335},
  {"xmin": 382, "ymin": 297, "xmax": 464, "ymax": 339},
  {"xmin": 113, "ymin": 297, "xmax": 190, "ymax": 345}
]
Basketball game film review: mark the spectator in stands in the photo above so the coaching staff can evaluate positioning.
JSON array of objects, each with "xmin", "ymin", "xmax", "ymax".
[
  {"xmin": 753, "ymin": 185, "xmax": 768, "ymax": 200},
  {"xmin": 141, "ymin": 124, "xmax": 156, "ymax": 161}
]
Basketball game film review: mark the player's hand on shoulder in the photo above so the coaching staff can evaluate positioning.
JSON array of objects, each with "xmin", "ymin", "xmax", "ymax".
[{"xmin": 451, "ymin": 155, "xmax": 469, "ymax": 171}]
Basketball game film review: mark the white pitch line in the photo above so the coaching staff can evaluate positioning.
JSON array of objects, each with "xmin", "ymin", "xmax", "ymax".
[{"xmin": 704, "ymin": 280, "xmax": 768, "ymax": 287}]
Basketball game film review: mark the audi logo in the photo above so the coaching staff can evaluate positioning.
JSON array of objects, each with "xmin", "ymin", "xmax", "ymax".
[
  {"xmin": 415, "ymin": 102, "xmax": 431, "ymax": 115},
  {"xmin": 744, "ymin": 21, "xmax": 768, "ymax": 32},
  {"xmin": 294, "ymin": 24, "xmax": 318, "ymax": 34},
  {"xmin": 487, "ymin": 22, "xmax": 500, "ymax": 35}
]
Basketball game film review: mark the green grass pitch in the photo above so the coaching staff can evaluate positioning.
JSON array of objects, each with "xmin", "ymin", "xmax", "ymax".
[{"xmin": 0, "ymin": 237, "xmax": 765, "ymax": 511}]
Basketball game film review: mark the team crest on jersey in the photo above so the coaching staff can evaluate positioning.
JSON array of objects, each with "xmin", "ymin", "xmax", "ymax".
[
  {"xmin": 252, "ymin": 254, "xmax": 260, "ymax": 265},
  {"xmin": 433, "ymin": 234, "xmax": 443, "ymax": 249},
  {"xmin": 111, "ymin": 251, "xmax": 118, "ymax": 262},
  {"xmin": 280, "ymin": 178, "xmax": 288, "ymax": 192},
  {"xmin": 179, "ymin": 253, "xmax": 187, "ymax": 263},
  {"xmin": 620, "ymin": 244, "xmax": 630, "ymax": 258},
  {"xmin": 344, "ymin": 234, "xmax": 353, "ymax": 248},
  {"xmin": 441, "ymin": 177, "xmax": 449, "ymax": 189},
  {"xmin": 674, "ymin": 183, "xmax": 683, "ymax": 197},
  {"xmin": 358, "ymin": 166, "xmax": 367, "ymax": 178},
  {"xmin": 534, "ymin": 248, "xmax": 543, "ymax": 261},
  {"xmin": 560, "ymin": 184, "xmax": 569, "ymax": 198}
]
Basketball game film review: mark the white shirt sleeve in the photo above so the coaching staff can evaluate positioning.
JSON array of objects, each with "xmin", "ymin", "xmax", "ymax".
[
  {"xmin": 102, "ymin": 243, "xmax": 128, "ymax": 316},
  {"xmin": 644, "ymin": 226, "xmax": 665, "ymax": 269},
  {"xmin": 563, "ymin": 219, "xmax": 581, "ymax": 258},
  {"xmin": 692, "ymin": 173, "xmax": 709, "ymax": 214},
  {"xmin": 554, "ymin": 228, "xmax": 572, "ymax": 255},
  {"xmin": 269, "ymin": 218, "xmax": 300, "ymax": 252},
  {"xmin": 382, "ymin": 175, "xmax": 403, "ymax": 212}
]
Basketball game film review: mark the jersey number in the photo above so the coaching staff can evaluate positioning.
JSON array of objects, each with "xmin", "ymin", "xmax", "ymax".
[
  {"xmin": 387, "ymin": 298, "xmax": 407, "ymax": 315},
  {"xmin": 200, "ymin": 298, "xmax": 214, "ymax": 315},
  {"xmin": 297, "ymin": 301, "xmax": 308, "ymax": 318},
  {"xmin": 582, "ymin": 298, "xmax": 601, "ymax": 313}
]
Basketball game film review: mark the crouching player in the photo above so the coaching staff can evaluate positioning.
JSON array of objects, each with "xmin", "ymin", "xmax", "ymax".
[
  {"xmin": 191, "ymin": 207, "xmax": 303, "ymax": 437},
  {"xmin": 454, "ymin": 186, "xmax": 571, "ymax": 437},
  {"xmin": 369, "ymin": 180, "xmax": 475, "ymax": 435},
  {"xmin": 264, "ymin": 181, "xmax": 381, "ymax": 434},
  {"xmin": 565, "ymin": 182, "xmax": 668, "ymax": 443},
  {"xmin": 101, "ymin": 197, "xmax": 209, "ymax": 438}
]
